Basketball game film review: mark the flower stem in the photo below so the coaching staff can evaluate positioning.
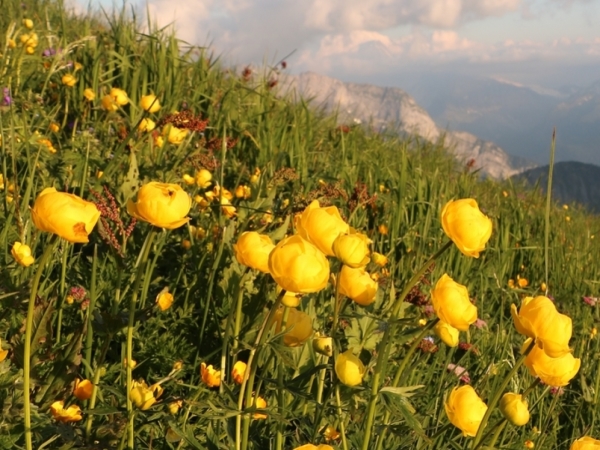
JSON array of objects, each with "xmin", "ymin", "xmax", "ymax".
[
  {"xmin": 361, "ymin": 241, "xmax": 452, "ymax": 450},
  {"xmin": 84, "ymin": 245, "xmax": 98, "ymax": 377},
  {"xmin": 472, "ymin": 339, "xmax": 536, "ymax": 449},
  {"xmin": 23, "ymin": 236, "xmax": 57, "ymax": 450},
  {"xmin": 126, "ymin": 229, "xmax": 157, "ymax": 450}
]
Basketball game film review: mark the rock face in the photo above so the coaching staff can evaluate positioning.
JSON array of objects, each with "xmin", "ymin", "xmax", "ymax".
[
  {"xmin": 280, "ymin": 72, "xmax": 536, "ymax": 179},
  {"xmin": 514, "ymin": 161, "xmax": 600, "ymax": 213}
]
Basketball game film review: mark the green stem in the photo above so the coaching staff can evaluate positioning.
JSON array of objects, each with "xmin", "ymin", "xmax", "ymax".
[
  {"xmin": 126, "ymin": 229, "xmax": 157, "ymax": 450},
  {"xmin": 471, "ymin": 339, "xmax": 536, "ymax": 448},
  {"xmin": 544, "ymin": 129, "xmax": 556, "ymax": 291},
  {"xmin": 85, "ymin": 364, "xmax": 104, "ymax": 440},
  {"xmin": 361, "ymin": 241, "xmax": 452, "ymax": 450},
  {"xmin": 84, "ymin": 245, "xmax": 98, "ymax": 377},
  {"xmin": 23, "ymin": 236, "xmax": 57, "ymax": 450},
  {"xmin": 335, "ymin": 384, "xmax": 349, "ymax": 450},
  {"xmin": 56, "ymin": 241, "xmax": 69, "ymax": 343}
]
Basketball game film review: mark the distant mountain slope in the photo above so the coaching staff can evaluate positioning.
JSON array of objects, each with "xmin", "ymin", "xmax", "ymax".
[
  {"xmin": 513, "ymin": 161, "xmax": 600, "ymax": 213},
  {"xmin": 280, "ymin": 72, "xmax": 536, "ymax": 179}
]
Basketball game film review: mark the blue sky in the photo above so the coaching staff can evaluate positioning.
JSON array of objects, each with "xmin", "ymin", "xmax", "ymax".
[{"xmin": 81, "ymin": 0, "xmax": 600, "ymax": 89}]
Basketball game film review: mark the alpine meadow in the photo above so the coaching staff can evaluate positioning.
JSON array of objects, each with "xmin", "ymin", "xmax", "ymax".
[{"xmin": 2, "ymin": 1, "xmax": 600, "ymax": 450}]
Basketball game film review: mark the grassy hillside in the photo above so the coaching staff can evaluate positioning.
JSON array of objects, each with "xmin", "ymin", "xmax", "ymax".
[{"xmin": 1, "ymin": 1, "xmax": 600, "ymax": 449}]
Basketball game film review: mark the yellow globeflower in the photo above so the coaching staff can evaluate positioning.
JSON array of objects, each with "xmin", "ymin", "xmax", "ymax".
[
  {"xmin": 140, "ymin": 94, "xmax": 161, "ymax": 113},
  {"xmin": 499, "ymin": 393, "xmax": 530, "ymax": 426},
  {"xmin": 138, "ymin": 118, "xmax": 156, "ymax": 132},
  {"xmin": 335, "ymin": 349, "xmax": 365, "ymax": 387},
  {"xmin": 372, "ymin": 252, "xmax": 388, "ymax": 266},
  {"xmin": 109, "ymin": 87, "xmax": 129, "ymax": 106},
  {"xmin": 61, "ymin": 74, "xmax": 77, "ymax": 87},
  {"xmin": 156, "ymin": 290, "xmax": 174, "ymax": 311},
  {"xmin": 312, "ymin": 335, "xmax": 333, "ymax": 357},
  {"xmin": 201, "ymin": 363, "xmax": 221, "ymax": 388},
  {"xmin": 332, "ymin": 232, "xmax": 371, "ymax": 268},
  {"xmin": 73, "ymin": 378, "xmax": 94, "ymax": 400},
  {"xmin": 23, "ymin": 19, "xmax": 34, "ymax": 29},
  {"xmin": 129, "ymin": 380, "xmax": 162, "ymax": 410},
  {"xmin": 274, "ymin": 307, "xmax": 313, "ymax": 347},
  {"xmin": 83, "ymin": 88, "xmax": 95, "ymax": 101},
  {"xmin": 444, "ymin": 385, "xmax": 488, "ymax": 437},
  {"xmin": 281, "ymin": 290, "xmax": 302, "ymax": 307},
  {"xmin": 164, "ymin": 125, "xmax": 188, "ymax": 145},
  {"xmin": 511, "ymin": 296, "xmax": 572, "ymax": 358},
  {"xmin": 434, "ymin": 320, "xmax": 460, "ymax": 348},
  {"xmin": 523, "ymin": 338, "xmax": 580, "ymax": 387},
  {"xmin": 11, "ymin": 242, "xmax": 35, "ymax": 267},
  {"xmin": 49, "ymin": 401, "xmax": 83, "ymax": 422},
  {"xmin": 234, "ymin": 231, "xmax": 275, "ymax": 273},
  {"xmin": 430, "ymin": 274, "xmax": 477, "ymax": 331},
  {"xmin": 235, "ymin": 185, "xmax": 251, "ymax": 199},
  {"xmin": 570, "ymin": 436, "xmax": 600, "ymax": 449},
  {"xmin": 232, "ymin": 361, "xmax": 247, "ymax": 384},
  {"xmin": 296, "ymin": 200, "xmax": 349, "ymax": 256},
  {"xmin": 441, "ymin": 198, "xmax": 493, "ymax": 258},
  {"xmin": 49, "ymin": 123, "xmax": 60, "ymax": 133},
  {"xmin": 294, "ymin": 445, "xmax": 334, "ymax": 450},
  {"xmin": 338, "ymin": 265, "xmax": 378, "ymax": 306},
  {"xmin": 31, "ymin": 188, "xmax": 100, "ymax": 243},
  {"xmin": 195, "ymin": 169, "xmax": 212, "ymax": 188},
  {"xmin": 127, "ymin": 182, "xmax": 191, "ymax": 229},
  {"xmin": 168, "ymin": 400, "xmax": 183, "ymax": 415},
  {"xmin": 0, "ymin": 339, "xmax": 8, "ymax": 362},
  {"xmin": 268, "ymin": 235, "xmax": 330, "ymax": 293},
  {"xmin": 220, "ymin": 197, "xmax": 237, "ymax": 218},
  {"xmin": 250, "ymin": 396, "xmax": 268, "ymax": 419},
  {"xmin": 101, "ymin": 95, "xmax": 118, "ymax": 112}
]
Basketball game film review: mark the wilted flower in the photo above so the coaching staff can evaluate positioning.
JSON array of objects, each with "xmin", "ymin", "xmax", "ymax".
[
  {"xmin": 11, "ymin": 242, "xmax": 35, "ymax": 267},
  {"xmin": 444, "ymin": 385, "xmax": 487, "ymax": 437},
  {"xmin": 296, "ymin": 200, "xmax": 349, "ymax": 256},
  {"xmin": 335, "ymin": 349, "xmax": 365, "ymax": 387},
  {"xmin": 31, "ymin": 188, "xmax": 100, "ymax": 243},
  {"xmin": 73, "ymin": 378, "xmax": 93, "ymax": 400},
  {"xmin": 50, "ymin": 401, "xmax": 83, "ymax": 422},
  {"xmin": 269, "ymin": 235, "xmax": 330, "ymax": 293},
  {"xmin": 201, "ymin": 363, "xmax": 221, "ymax": 388},
  {"xmin": 232, "ymin": 361, "xmax": 247, "ymax": 384},
  {"xmin": 441, "ymin": 198, "xmax": 492, "ymax": 258},
  {"xmin": 499, "ymin": 393, "xmax": 530, "ymax": 426},
  {"xmin": 234, "ymin": 231, "xmax": 275, "ymax": 273},
  {"xmin": 127, "ymin": 182, "xmax": 191, "ymax": 229}
]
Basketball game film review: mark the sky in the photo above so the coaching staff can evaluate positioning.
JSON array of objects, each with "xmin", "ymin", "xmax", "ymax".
[{"xmin": 81, "ymin": 0, "xmax": 600, "ymax": 91}]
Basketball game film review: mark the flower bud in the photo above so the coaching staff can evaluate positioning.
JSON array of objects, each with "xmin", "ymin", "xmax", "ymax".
[
  {"xmin": 434, "ymin": 320, "xmax": 459, "ymax": 347},
  {"xmin": 499, "ymin": 393, "xmax": 530, "ymax": 426},
  {"xmin": 332, "ymin": 232, "xmax": 370, "ymax": 268},
  {"xmin": 312, "ymin": 335, "xmax": 333, "ymax": 357},
  {"xmin": 11, "ymin": 242, "xmax": 35, "ymax": 267},
  {"xmin": 444, "ymin": 385, "xmax": 487, "ymax": 437},
  {"xmin": 232, "ymin": 361, "xmax": 247, "ymax": 384},
  {"xmin": 335, "ymin": 350, "xmax": 365, "ymax": 386},
  {"xmin": 140, "ymin": 94, "xmax": 161, "ymax": 112},
  {"xmin": 200, "ymin": 363, "xmax": 221, "ymax": 388},
  {"xmin": 73, "ymin": 378, "xmax": 93, "ymax": 400}
]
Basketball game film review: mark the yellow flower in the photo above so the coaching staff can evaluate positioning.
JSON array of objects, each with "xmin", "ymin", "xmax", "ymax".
[
  {"xmin": 11, "ymin": 242, "xmax": 35, "ymax": 267},
  {"xmin": 372, "ymin": 252, "xmax": 388, "ymax": 266},
  {"xmin": 49, "ymin": 123, "xmax": 60, "ymax": 133},
  {"xmin": 338, "ymin": 265, "xmax": 378, "ymax": 306},
  {"xmin": 49, "ymin": 401, "xmax": 83, "ymax": 422},
  {"xmin": 140, "ymin": 94, "xmax": 161, "ymax": 113},
  {"xmin": 235, "ymin": 185, "xmax": 252, "ymax": 199},
  {"xmin": 525, "ymin": 440, "xmax": 535, "ymax": 449},
  {"xmin": 296, "ymin": 200, "xmax": 349, "ymax": 256},
  {"xmin": 8, "ymin": 38, "xmax": 16, "ymax": 48},
  {"xmin": 31, "ymin": 188, "xmax": 100, "ymax": 243},
  {"xmin": 109, "ymin": 87, "xmax": 129, "ymax": 105},
  {"xmin": 335, "ymin": 349, "xmax": 365, "ymax": 386},
  {"xmin": 164, "ymin": 125, "xmax": 188, "ymax": 145},
  {"xmin": 441, "ymin": 198, "xmax": 493, "ymax": 258},
  {"xmin": 323, "ymin": 425, "xmax": 340, "ymax": 441},
  {"xmin": 434, "ymin": 320, "xmax": 460, "ymax": 347},
  {"xmin": 332, "ymin": 232, "xmax": 371, "ymax": 268},
  {"xmin": 21, "ymin": 32, "xmax": 38, "ymax": 47},
  {"xmin": 281, "ymin": 290, "xmax": 302, "ymax": 307},
  {"xmin": 127, "ymin": 182, "xmax": 191, "ymax": 229},
  {"xmin": 195, "ymin": 169, "xmax": 212, "ymax": 188},
  {"xmin": 234, "ymin": 232, "xmax": 275, "ymax": 273},
  {"xmin": 430, "ymin": 274, "xmax": 477, "ymax": 331},
  {"xmin": 83, "ymin": 88, "xmax": 95, "ymax": 101},
  {"xmin": 220, "ymin": 197, "xmax": 237, "ymax": 218},
  {"xmin": 517, "ymin": 276, "xmax": 528, "ymax": 288},
  {"xmin": 250, "ymin": 396, "xmax": 268, "ymax": 419},
  {"xmin": 156, "ymin": 290, "xmax": 174, "ymax": 311},
  {"xmin": 124, "ymin": 358, "xmax": 137, "ymax": 369},
  {"xmin": 378, "ymin": 224, "xmax": 388, "ymax": 235},
  {"xmin": 154, "ymin": 135, "xmax": 164, "ymax": 148},
  {"xmin": 182, "ymin": 174, "xmax": 195, "ymax": 185},
  {"xmin": 268, "ymin": 235, "xmax": 330, "ymax": 293},
  {"xmin": 511, "ymin": 296, "xmax": 572, "ymax": 358},
  {"xmin": 101, "ymin": 95, "xmax": 118, "ymax": 112},
  {"xmin": 61, "ymin": 74, "xmax": 77, "ymax": 87},
  {"xmin": 232, "ymin": 361, "xmax": 247, "ymax": 384},
  {"xmin": 570, "ymin": 436, "xmax": 600, "ymax": 449},
  {"xmin": 312, "ymin": 335, "xmax": 333, "ymax": 357},
  {"xmin": 499, "ymin": 393, "xmax": 530, "ymax": 426},
  {"xmin": 73, "ymin": 378, "xmax": 93, "ymax": 400},
  {"xmin": 274, "ymin": 307, "xmax": 313, "ymax": 347},
  {"xmin": 138, "ymin": 118, "xmax": 156, "ymax": 132},
  {"xmin": 129, "ymin": 380, "xmax": 162, "ymax": 410},
  {"xmin": 0, "ymin": 339, "xmax": 8, "ymax": 362},
  {"xmin": 523, "ymin": 338, "xmax": 580, "ymax": 387},
  {"xmin": 294, "ymin": 445, "xmax": 334, "ymax": 450},
  {"xmin": 23, "ymin": 18, "xmax": 34, "ymax": 29},
  {"xmin": 25, "ymin": 45, "xmax": 35, "ymax": 54},
  {"xmin": 201, "ymin": 363, "xmax": 221, "ymax": 388},
  {"xmin": 168, "ymin": 400, "xmax": 183, "ymax": 414},
  {"xmin": 444, "ymin": 385, "xmax": 488, "ymax": 437}
]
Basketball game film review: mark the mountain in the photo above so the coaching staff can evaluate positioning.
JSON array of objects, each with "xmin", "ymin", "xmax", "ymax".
[
  {"xmin": 280, "ymin": 72, "xmax": 536, "ymax": 179},
  {"xmin": 513, "ymin": 161, "xmax": 600, "ymax": 213}
]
